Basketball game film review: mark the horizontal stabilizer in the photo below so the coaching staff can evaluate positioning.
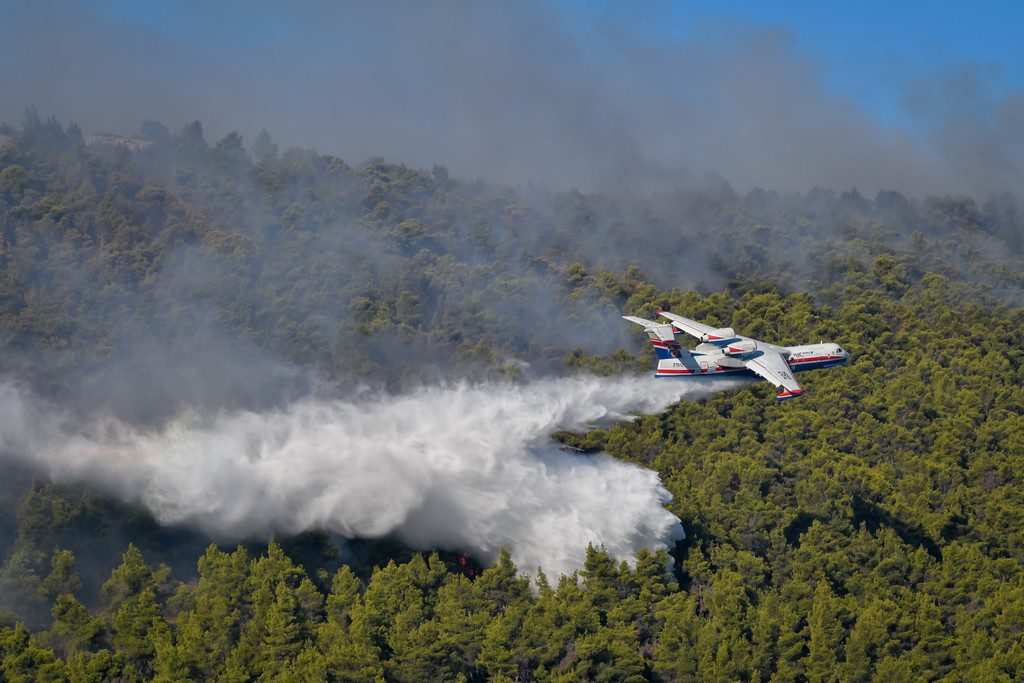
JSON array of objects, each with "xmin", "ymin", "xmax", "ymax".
[
  {"xmin": 656, "ymin": 310, "xmax": 717, "ymax": 339},
  {"xmin": 622, "ymin": 315, "xmax": 659, "ymax": 329},
  {"xmin": 622, "ymin": 315, "xmax": 684, "ymax": 360}
]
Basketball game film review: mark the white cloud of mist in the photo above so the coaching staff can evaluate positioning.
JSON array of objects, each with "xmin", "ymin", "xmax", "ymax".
[{"xmin": 0, "ymin": 374, "xmax": 749, "ymax": 577}]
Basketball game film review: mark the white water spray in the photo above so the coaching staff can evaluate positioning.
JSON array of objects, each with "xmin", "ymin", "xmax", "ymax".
[{"xmin": 0, "ymin": 375, "xmax": 745, "ymax": 577}]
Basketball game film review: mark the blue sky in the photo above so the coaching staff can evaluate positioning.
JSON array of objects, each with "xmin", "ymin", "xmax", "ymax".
[
  {"xmin": 563, "ymin": 1, "xmax": 1024, "ymax": 125},
  {"xmin": 720, "ymin": 2, "xmax": 1022, "ymax": 123},
  {"xmin": 2, "ymin": 0, "xmax": 1022, "ymax": 195},
  {"xmin": 54, "ymin": 0, "xmax": 1024, "ymax": 129}
]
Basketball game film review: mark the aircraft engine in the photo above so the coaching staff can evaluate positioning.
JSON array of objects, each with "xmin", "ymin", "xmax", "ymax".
[
  {"xmin": 700, "ymin": 327, "xmax": 736, "ymax": 343},
  {"xmin": 722, "ymin": 339, "xmax": 757, "ymax": 355}
]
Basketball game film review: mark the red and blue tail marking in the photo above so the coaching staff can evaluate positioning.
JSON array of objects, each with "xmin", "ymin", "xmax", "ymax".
[{"xmin": 649, "ymin": 335, "xmax": 684, "ymax": 360}]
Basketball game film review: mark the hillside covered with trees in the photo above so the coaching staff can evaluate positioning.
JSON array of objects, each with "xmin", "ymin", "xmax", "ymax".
[{"xmin": 0, "ymin": 115, "xmax": 1022, "ymax": 680}]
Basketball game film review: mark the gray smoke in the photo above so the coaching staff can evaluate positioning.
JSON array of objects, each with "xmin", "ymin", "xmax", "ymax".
[
  {"xmin": 1, "ymin": 1, "xmax": 1020, "ymax": 196},
  {"xmin": 0, "ymin": 375, "xmax": 749, "ymax": 577}
]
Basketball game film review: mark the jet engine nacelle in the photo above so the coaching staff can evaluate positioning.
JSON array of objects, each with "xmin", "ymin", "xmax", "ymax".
[
  {"xmin": 722, "ymin": 339, "xmax": 757, "ymax": 355},
  {"xmin": 701, "ymin": 327, "xmax": 736, "ymax": 343}
]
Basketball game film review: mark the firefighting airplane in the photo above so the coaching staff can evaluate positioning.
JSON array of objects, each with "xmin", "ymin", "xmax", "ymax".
[{"xmin": 624, "ymin": 311, "xmax": 849, "ymax": 401}]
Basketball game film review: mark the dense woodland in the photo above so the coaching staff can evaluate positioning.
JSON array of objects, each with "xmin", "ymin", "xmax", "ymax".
[{"xmin": 0, "ymin": 113, "xmax": 1023, "ymax": 680}]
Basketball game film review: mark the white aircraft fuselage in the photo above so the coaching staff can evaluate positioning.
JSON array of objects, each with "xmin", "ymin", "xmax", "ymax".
[
  {"xmin": 623, "ymin": 311, "xmax": 849, "ymax": 400},
  {"xmin": 655, "ymin": 341, "xmax": 848, "ymax": 376}
]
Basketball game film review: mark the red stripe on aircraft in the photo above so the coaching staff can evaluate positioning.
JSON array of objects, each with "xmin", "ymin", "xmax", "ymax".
[
  {"xmin": 777, "ymin": 389, "xmax": 806, "ymax": 399},
  {"xmin": 788, "ymin": 355, "xmax": 841, "ymax": 364}
]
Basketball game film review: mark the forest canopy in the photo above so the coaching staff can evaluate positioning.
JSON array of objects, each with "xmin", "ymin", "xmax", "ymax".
[{"xmin": 0, "ymin": 115, "xmax": 1022, "ymax": 680}]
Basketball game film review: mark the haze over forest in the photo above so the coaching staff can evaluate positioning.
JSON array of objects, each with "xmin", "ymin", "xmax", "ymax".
[
  {"xmin": 3, "ymin": 0, "xmax": 1024, "ymax": 196},
  {"xmin": 0, "ymin": 2, "xmax": 1022, "ymax": 680}
]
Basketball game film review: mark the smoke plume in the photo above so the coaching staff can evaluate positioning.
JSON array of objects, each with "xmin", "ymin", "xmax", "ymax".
[
  {"xmin": 2, "ymin": 1, "xmax": 1021, "ymax": 196},
  {"xmin": 0, "ymin": 375, "xmax": 747, "ymax": 578}
]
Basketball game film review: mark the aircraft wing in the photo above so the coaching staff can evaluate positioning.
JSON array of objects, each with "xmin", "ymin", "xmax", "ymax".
[
  {"xmin": 745, "ymin": 351, "xmax": 805, "ymax": 400},
  {"xmin": 656, "ymin": 311, "xmax": 718, "ymax": 340}
]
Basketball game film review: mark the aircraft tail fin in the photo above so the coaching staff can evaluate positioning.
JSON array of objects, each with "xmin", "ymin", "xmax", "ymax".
[{"xmin": 622, "ymin": 315, "xmax": 683, "ymax": 360}]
